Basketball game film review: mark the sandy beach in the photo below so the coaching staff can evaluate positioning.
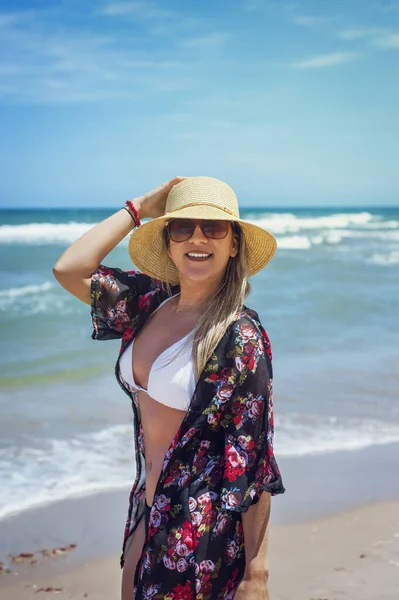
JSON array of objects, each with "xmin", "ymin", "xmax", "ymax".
[
  {"xmin": 1, "ymin": 498, "xmax": 398, "ymax": 600},
  {"xmin": 1, "ymin": 443, "xmax": 398, "ymax": 599}
]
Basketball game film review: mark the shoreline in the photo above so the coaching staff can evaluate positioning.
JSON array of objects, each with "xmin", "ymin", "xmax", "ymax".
[
  {"xmin": 1, "ymin": 441, "xmax": 399, "ymax": 582},
  {"xmin": 1, "ymin": 497, "xmax": 398, "ymax": 599}
]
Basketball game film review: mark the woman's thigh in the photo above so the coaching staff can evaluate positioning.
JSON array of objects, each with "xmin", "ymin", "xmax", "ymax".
[{"xmin": 121, "ymin": 517, "xmax": 146, "ymax": 600}]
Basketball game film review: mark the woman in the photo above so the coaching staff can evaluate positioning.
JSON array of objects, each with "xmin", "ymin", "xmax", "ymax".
[{"xmin": 53, "ymin": 176, "xmax": 285, "ymax": 600}]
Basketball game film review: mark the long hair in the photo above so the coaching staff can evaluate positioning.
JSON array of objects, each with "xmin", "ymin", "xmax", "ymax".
[{"xmin": 162, "ymin": 223, "xmax": 251, "ymax": 380}]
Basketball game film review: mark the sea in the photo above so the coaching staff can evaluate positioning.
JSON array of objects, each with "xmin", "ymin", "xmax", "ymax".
[{"xmin": 0, "ymin": 206, "xmax": 398, "ymax": 522}]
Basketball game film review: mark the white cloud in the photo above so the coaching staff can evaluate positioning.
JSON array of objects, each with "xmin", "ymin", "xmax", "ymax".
[
  {"xmin": 371, "ymin": 33, "xmax": 399, "ymax": 48},
  {"xmin": 0, "ymin": 10, "xmax": 34, "ymax": 26},
  {"xmin": 339, "ymin": 27, "xmax": 399, "ymax": 50},
  {"xmin": 338, "ymin": 27, "xmax": 389, "ymax": 40},
  {"xmin": 99, "ymin": 2, "xmax": 174, "ymax": 19},
  {"xmin": 0, "ymin": 6, "xmax": 197, "ymax": 103},
  {"xmin": 293, "ymin": 15, "xmax": 326, "ymax": 26},
  {"xmin": 179, "ymin": 33, "xmax": 231, "ymax": 49},
  {"xmin": 292, "ymin": 52, "xmax": 360, "ymax": 69},
  {"xmin": 242, "ymin": 1, "xmax": 261, "ymax": 11}
]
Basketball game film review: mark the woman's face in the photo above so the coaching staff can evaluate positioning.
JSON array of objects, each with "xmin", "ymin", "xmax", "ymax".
[{"xmin": 166, "ymin": 219, "xmax": 239, "ymax": 285}]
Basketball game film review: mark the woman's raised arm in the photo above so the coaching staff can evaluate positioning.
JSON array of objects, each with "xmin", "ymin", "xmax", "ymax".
[
  {"xmin": 53, "ymin": 177, "xmax": 186, "ymax": 305},
  {"xmin": 53, "ymin": 205, "xmax": 141, "ymax": 305}
]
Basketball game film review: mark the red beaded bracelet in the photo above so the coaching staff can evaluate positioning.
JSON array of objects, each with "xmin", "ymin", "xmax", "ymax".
[{"xmin": 125, "ymin": 200, "xmax": 141, "ymax": 227}]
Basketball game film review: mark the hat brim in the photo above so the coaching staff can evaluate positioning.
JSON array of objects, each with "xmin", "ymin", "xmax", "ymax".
[{"xmin": 128, "ymin": 205, "xmax": 277, "ymax": 285}]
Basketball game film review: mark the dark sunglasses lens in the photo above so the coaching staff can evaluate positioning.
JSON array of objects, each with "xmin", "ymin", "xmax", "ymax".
[
  {"xmin": 202, "ymin": 220, "xmax": 229, "ymax": 238},
  {"xmin": 169, "ymin": 220, "xmax": 194, "ymax": 241}
]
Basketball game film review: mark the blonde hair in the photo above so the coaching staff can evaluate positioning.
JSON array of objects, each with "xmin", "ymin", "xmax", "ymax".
[{"xmin": 162, "ymin": 223, "xmax": 251, "ymax": 380}]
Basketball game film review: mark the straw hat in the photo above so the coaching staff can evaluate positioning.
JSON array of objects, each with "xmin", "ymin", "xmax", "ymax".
[{"xmin": 128, "ymin": 176, "xmax": 277, "ymax": 285}]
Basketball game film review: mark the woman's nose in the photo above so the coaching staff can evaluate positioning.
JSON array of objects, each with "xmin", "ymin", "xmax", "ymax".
[{"xmin": 190, "ymin": 223, "xmax": 208, "ymax": 243}]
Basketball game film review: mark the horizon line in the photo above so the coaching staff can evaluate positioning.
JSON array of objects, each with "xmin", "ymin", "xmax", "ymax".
[{"xmin": 1, "ymin": 204, "xmax": 398, "ymax": 211}]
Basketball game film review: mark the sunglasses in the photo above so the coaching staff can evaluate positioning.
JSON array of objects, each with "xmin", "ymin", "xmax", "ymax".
[{"xmin": 166, "ymin": 219, "xmax": 231, "ymax": 243}]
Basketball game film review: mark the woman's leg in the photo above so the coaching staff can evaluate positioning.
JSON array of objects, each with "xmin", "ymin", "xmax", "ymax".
[{"xmin": 121, "ymin": 516, "xmax": 146, "ymax": 600}]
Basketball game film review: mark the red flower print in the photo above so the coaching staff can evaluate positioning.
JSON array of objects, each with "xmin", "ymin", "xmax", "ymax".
[
  {"xmin": 221, "ymin": 488, "xmax": 243, "ymax": 509},
  {"xmin": 225, "ymin": 443, "xmax": 247, "ymax": 470},
  {"xmin": 247, "ymin": 397, "xmax": 262, "ymax": 420},
  {"xmin": 215, "ymin": 512, "xmax": 231, "ymax": 535},
  {"xmin": 232, "ymin": 399, "xmax": 245, "ymax": 415},
  {"xmin": 235, "ymin": 356, "xmax": 246, "ymax": 372},
  {"xmin": 188, "ymin": 496, "xmax": 197, "ymax": 512},
  {"xmin": 223, "ymin": 567, "xmax": 240, "ymax": 596},
  {"xmin": 155, "ymin": 494, "xmax": 170, "ymax": 512},
  {"xmin": 247, "ymin": 355, "xmax": 256, "ymax": 372},
  {"xmin": 239, "ymin": 322, "xmax": 256, "ymax": 343},
  {"xmin": 243, "ymin": 341, "xmax": 254, "ymax": 356},
  {"xmin": 237, "ymin": 434, "xmax": 255, "ymax": 450},
  {"xmin": 176, "ymin": 557, "xmax": 189, "ymax": 573},
  {"xmin": 225, "ymin": 462, "xmax": 244, "ymax": 482},
  {"xmin": 207, "ymin": 412, "xmax": 221, "ymax": 426},
  {"xmin": 220, "ymin": 367, "xmax": 232, "ymax": 379},
  {"xmin": 190, "ymin": 511, "xmax": 202, "ymax": 527},
  {"xmin": 163, "ymin": 554, "xmax": 176, "ymax": 570},
  {"xmin": 121, "ymin": 327, "xmax": 134, "ymax": 346},
  {"xmin": 95, "ymin": 266, "xmax": 114, "ymax": 277},
  {"xmin": 217, "ymin": 382, "xmax": 235, "ymax": 403},
  {"xmin": 171, "ymin": 581, "xmax": 193, "ymax": 600},
  {"xmin": 199, "ymin": 559, "xmax": 215, "ymax": 573},
  {"xmin": 261, "ymin": 328, "xmax": 272, "ymax": 359},
  {"xmin": 138, "ymin": 294, "xmax": 152, "ymax": 312},
  {"xmin": 225, "ymin": 539, "xmax": 239, "ymax": 562}
]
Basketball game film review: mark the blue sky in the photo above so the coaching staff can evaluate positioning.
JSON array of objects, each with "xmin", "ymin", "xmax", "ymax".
[{"xmin": 0, "ymin": 0, "xmax": 398, "ymax": 208}]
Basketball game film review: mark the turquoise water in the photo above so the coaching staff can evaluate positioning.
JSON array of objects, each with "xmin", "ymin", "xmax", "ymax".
[{"xmin": 1, "ymin": 206, "xmax": 398, "ymax": 519}]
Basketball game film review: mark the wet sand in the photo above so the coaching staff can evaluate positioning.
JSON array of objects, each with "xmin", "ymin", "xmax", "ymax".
[
  {"xmin": 1, "ymin": 442, "xmax": 399, "ymax": 598},
  {"xmin": 1, "ymin": 499, "xmax": 398, "ymax": 599}
]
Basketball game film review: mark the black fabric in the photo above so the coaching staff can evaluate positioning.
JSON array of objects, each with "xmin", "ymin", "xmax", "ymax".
[
  {"xmin": 144, "ymin": 499, "xmax": 151, "ymax": 540},
  {"xmin": 90, "ymin": 265, "xmax": 285, "ymax": 599}
]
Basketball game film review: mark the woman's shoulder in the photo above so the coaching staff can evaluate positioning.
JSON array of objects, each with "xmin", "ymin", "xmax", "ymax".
[{"xmin": 93, "ymin": 265, "xmax": 180, "ymax": 298}]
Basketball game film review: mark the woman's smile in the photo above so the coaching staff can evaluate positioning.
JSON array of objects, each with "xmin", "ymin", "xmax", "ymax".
[{"xmin": 185, "ymin": 251, "xmax": 213, "ymax": 262}]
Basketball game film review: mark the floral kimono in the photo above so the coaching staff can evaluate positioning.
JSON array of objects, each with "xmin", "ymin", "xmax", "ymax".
[{"xmin": 91, "ymin": 265, "xmax": 285, "ymax": 600}]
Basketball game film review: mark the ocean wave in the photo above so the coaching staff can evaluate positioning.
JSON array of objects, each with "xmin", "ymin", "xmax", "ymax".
[
  {"xmin": 1, "ymin": 414, "xmax": 399, "ymax": 520},
  {"xmin": 250, "ymin": 211, "xmax": 380, "ymax": 235},
  {"xmin": 277, "ymin": 235, "xmax": 312, "ymax": 249},
  {"xmin": 0, "ymin": 281, "xmax": 71, "ymax": 315},
  {"xmin": 0, "ymin": 425, "xmax": 133, "ymax": 521},
  {"xmin": 0, "ymin": 212, "xmax": 397, "ymax": 246},
  {"xmin": 0, "ymin": 281, "xmax": 54, "ymax": 299},
  {"xmin": 367, "ymin": 251, "xmax": 399, "ymax": 266},
  {"xmin": 277, "ymin": 414, "xmax": 399, "ymax": 457},
  {"xmin": 0, "ymin": 222, "xmax": 98, "ymax": 245}
]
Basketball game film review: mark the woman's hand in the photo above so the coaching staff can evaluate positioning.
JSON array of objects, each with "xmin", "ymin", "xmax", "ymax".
[
  {"xmin": 131, "ymin": 176, "xmax": 187, "ymax": 220},
  {"xmin": 233, "ymin": 577, "xmax": 269, "ymax": 600}
]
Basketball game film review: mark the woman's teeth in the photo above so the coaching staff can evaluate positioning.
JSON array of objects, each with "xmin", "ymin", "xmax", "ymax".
[{"xmin": 186, "ymin": 252, "xmax": 212, "ymax": 261}]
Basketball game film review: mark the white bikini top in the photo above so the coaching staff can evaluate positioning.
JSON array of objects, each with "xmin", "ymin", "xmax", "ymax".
[{"xmin": 118, "ymin": 295, "xmax": 196, "ymax": 411}]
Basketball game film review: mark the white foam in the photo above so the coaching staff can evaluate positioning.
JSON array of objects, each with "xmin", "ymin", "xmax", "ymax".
[
  {"xmin": 310, "ymin": 231, "xmax": 344, "ymax": 245},
  {"xmin": 250, "ymin": 211, "xmax": 376, "ymax": 235},
  {"xmin": 1, "ymin": 212, "xmax": 395, "ymax": 246},
  {"xmin": 336, "ymin": 229, "xmax": 399, "ymax": 241},
  {"xmin": 277, "ymin": 414, "xmax": 399, "ymax": 457},
  {"xmin": 367, "ymin": 251, "xmax": 399, "ymax": 266},
  {"xmin": 0, "ymin": 425, "xmax": 134, "ymax": 521},
  {"xmin": 0, "ymin": 281, "xmax": 54, "ymax": 299},
  {"xmin": 0, "ymin": 281, "xmax": 71, "ymax": 315},
  {"xmin": 1, "ymin": 414, "xmax": 399, "ymax": 520},
  {"xmin": 0, "ymin": 222, "xmax": 100, "ymax": 245},
  {"xmin": 277, "ymin": 235, "xmax": 312, "ymax": 249}
]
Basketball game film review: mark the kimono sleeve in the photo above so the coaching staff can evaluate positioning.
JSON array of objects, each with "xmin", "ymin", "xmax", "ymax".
[
  {"xmin": 220, "ymin": 319, "xmax": 285, "ymax": 512},
  {"xmin": 90, "ymin": 264, "xmax": 154, "ymax": 341}
]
